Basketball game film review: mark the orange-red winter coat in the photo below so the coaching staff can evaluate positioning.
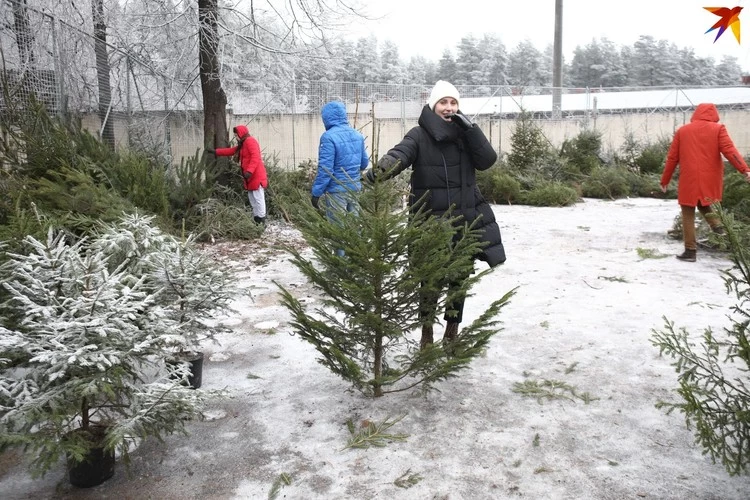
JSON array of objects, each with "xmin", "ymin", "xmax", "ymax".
[
  {"xmin": 215, "ymin": 125, "xmax": 268, "ymax": 191},
  {"xmin": 661, "ymin": 103, "xmax": 749, "ymax": 207}
]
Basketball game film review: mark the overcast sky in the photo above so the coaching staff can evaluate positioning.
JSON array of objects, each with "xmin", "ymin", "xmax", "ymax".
[{"xmin": 348, "ymin": 0, "xmax": 750, "ymax": 71}]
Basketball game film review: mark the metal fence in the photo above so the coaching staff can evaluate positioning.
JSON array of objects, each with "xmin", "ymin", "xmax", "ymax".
[
  {"xmin": 0, "ymin": 2, "xmax": 202, "ymax": 155},
  {"xmin": 3, "ymin": 4, "xmax": 750, "ymax": 169}
]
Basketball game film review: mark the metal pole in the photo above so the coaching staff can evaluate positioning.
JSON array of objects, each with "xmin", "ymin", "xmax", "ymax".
[
  {"xmin": 50, "ymin": 15, "xmax": 66, "ymax": 119},
  {"xmin": 499, "ymin": 86, "xmax": 503, "ymax": 155},
  {"xmin": 401, "ymin": 81, "xmax": 406, "ymax": 137},
  {"xmin": 291, "ymin": 78, "xmax": 297, "ymax": 168},
  {"xmin": 163, "ymin": 75, "xmax": 171, "ymax": 154},
  {"xmin": 585, "ymin": 87, "xmax": 590, "ymax": 129},
  {"xmin": 593, "ymin": 96, "xmax": 598, "ymax": 130},
  {"xmin": 126, "ymin": 55, "xmax": 132, "ymax": 115},
  {"xmin": 125, "ymin": 55, "xmax": 132, "ymax": 148},
  {"xmin": 552, "ymin": 0, "xmax": 563, "ymax": 119}
]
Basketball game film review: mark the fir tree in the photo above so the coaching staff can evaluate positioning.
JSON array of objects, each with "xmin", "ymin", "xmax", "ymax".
[
  {"xmin": 278, "ymin": 179, "xmax": 515, "ymax": 397},
  {"xmin": 506, "ymin": 109, "xmax": 551, "ymax": 173},
  {"xmin": 89, "ymin": 213, "xmax": 238, "ymax": 358},
  {"xmin": 0, "ymin": 226, "xmax": 210, "ymax": 476},
  {"xmin": 651, "ymin": 207, "xmax": 750, "ymax": 476}
]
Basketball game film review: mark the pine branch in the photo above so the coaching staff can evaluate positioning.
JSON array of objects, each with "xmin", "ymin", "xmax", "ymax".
[
  {"xmin": 393, "ymin": 469, "xmax": 423, "ymax": 488},
  {"xmin": 383, "ymin": 290, "xmax": 517, "ymax": 395},
  {"xmin": 511, "ymin": 379, "xmax": 595, "ymax": 404},
  {"xmin": 268, "ymin": 472, "xmax": 292, "ymax": 500},
  {"xmin": 651, "ymin": 208, "xmax": 750, "ymax": 475},
  {"xmin": 342, "ymin": 414, "xmax": 408, "ymax": 450}
]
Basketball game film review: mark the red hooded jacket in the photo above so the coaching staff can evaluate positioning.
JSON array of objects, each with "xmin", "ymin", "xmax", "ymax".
[
  {"xmin": 661, "ymin": 103, "xmax": 749, "ymax": 206},
  {"xmin": 215, "ymin": 125, "xmax": 268, "ymax": 191}
]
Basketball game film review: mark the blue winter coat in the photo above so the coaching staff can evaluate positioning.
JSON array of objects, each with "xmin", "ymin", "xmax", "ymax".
[{"xmin": 312, "ymin": 101, "xmax": 369, "ymax": 197}]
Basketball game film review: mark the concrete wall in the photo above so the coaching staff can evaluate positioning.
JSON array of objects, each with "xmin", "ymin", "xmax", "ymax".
[{"xmin": 98, "ymin": 109, "xmax": 750, "ymax": 169}]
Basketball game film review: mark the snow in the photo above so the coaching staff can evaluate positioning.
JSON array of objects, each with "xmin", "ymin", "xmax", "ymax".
[{"xmin": 1, "ymin": 197, "xmax": 749, "ymax": 499}]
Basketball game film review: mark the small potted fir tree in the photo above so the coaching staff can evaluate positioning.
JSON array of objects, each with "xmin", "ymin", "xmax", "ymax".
[
  {"xmin": 0, "ymin": 227, "xmax": 209, "ymax": 487},
  {"xmin": 90, "ymin": 213, "xmax": 239, "ymax": 388},
  {"xmin": 149, "ymin": 231, "xmax": 238, "ymax": 388}
]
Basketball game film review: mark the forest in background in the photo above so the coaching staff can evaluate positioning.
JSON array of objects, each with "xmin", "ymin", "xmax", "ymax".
[{"xmin": 2, "ymin": 1, "xmax": 744, "ymax": 117}]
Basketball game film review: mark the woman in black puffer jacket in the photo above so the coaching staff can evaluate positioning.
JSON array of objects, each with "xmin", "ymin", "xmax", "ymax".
[{"xmin": 370, "ymin": 80, "xmax": 506, "ymax": 349}]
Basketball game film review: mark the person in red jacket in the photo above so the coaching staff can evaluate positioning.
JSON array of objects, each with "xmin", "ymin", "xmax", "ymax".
[
  {"xmin": 208, "ymin": 125, "xmax": 269, "ymax": 225},
  {"xmin": 660, "ymin": 103, "xmax": 750, "ymax": 262}
]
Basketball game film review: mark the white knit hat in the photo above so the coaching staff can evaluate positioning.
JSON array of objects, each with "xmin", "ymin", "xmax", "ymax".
[{"xmin": 427, "ymin": 80, "xmax": 460, "ymax": 110}]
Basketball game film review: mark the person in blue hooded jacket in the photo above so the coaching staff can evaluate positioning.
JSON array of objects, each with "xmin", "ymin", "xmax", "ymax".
[{"xmin": 311, "ymin": 101, "xmax": 369, "ymax": 255}]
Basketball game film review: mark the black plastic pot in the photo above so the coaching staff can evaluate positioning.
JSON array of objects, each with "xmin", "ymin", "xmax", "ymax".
[
  {"xmin": 168, "ymin": 351, "xmax": 204, "ymax": 389},
  {"xmin": 66, "ymin": 426, "xmax": 115, "ymax": 488}
]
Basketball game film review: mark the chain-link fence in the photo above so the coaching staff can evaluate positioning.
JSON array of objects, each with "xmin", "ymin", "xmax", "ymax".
[
  {"xmin": 233, "ymin": 83, "xmax": 750, "ymax": 169},
  {"xmin": 1, "ymin": 2, "xmax": 202, "ymax": 158},
  {"xmin": 3, "ymin": 4, "xmax": 750, "ymax": 169}
]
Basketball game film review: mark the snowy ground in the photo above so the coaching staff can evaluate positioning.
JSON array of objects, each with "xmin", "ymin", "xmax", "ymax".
[{"xmin": 1, "ymin": 197, "xmax": 749, "ymax": 499}]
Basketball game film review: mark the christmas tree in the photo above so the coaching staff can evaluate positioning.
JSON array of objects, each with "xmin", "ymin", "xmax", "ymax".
[
  {"xmin": 0, "ymin": 221, "xmax": 215, "ymax": 477},
  {"xmin": 278, "ymin": 179, "xmax": 515, "ymax": 397},
  {"xmin": 652, "ymin": 207, "xmax": 750, "ymax": 476},
  {"xmin": 89, "ymin": 213, "xmax": 238, "ymax": 359}
]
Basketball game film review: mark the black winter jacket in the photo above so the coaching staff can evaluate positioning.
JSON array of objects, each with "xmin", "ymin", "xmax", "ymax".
[{"xmin": 378, "ymin": 105, "xmax": 506, "ymax": 267}]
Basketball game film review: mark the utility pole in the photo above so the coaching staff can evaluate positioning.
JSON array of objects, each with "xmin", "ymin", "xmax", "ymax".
[{"xmin": 552, "ymin": 0, "xmax": 563, "ymax": 119}]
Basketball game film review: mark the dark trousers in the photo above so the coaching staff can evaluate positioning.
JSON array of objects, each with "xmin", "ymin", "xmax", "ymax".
[{"xmin": 418, "ymin": 266, "xmax": 472, "ymax": 326}]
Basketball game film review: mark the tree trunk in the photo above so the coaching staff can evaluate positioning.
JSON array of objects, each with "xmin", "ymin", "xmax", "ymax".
[
  {"xmin": 91, "ymin": 0, "xmax": 115, "ymax": 150},
  {"xmin": 198, "ymin": 0, "xmax": 231, "ymax": 187},
  {"xmin": 81, "ymin": 396, "xmax": 90, "ymax": 430},
  {"xmin": 373, "ymin": 333, "xmax": 383, "ymax": 397}
]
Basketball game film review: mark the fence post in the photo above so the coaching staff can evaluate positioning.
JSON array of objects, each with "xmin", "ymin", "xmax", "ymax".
[
  {"xmin": 163, "ymin": 75, "xmax": 171, "ymax": 156},
  {"xmin": 584, "ymin": 87, "xmax": 591, "ymax": 129},
  {"xmin": 498, "ymin": 86, "xmax": 503, "ymax": 156},
  {"xmin": 674, "ymin": 87, "xmax": 679, "ymax": 133},
  {"xmin": 50, "ymin": 14, "xmax": 66, "ymax": 119},
  {"xmin": 126, "ymin": 55, "xmax": 131, "ymax": 115},
  {"xmin": 124, "ymin": 55, "xmax": 132, "ymax": 148},
  {"xmin": 592, "ymin": 96, "xmax": 598, "ymax": 130},
  {"xmin": 291, "ymin": 78, "xmax": 297, "ymax": 168},
  {"xmin": 400, "ymin": 81, "xmax": 406, "ymax": 137}
]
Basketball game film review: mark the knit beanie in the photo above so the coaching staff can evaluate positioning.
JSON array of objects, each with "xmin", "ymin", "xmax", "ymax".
[{"xmin": 427, "ymin": 80, "xmax": 460, "ymax": 110}]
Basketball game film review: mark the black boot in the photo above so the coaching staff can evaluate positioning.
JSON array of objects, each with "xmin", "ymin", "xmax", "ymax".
[
  {"xmin": 420, "ymin": 324, "xmax": 434, "ymax": 350},
  {"xmin": 676, "ymin": 249, "xmax": 696, "ymax": 262},
  {"xmin": 442, "ymin": 321, "xmax": 459, "ymax": 356},
  {"xmin": 253, "ymin": 216, "xmax": 266, "ymax": 225},
  {"xmin": 443, "ymin": 321, "xmax": 459, "ymax": 343}
]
